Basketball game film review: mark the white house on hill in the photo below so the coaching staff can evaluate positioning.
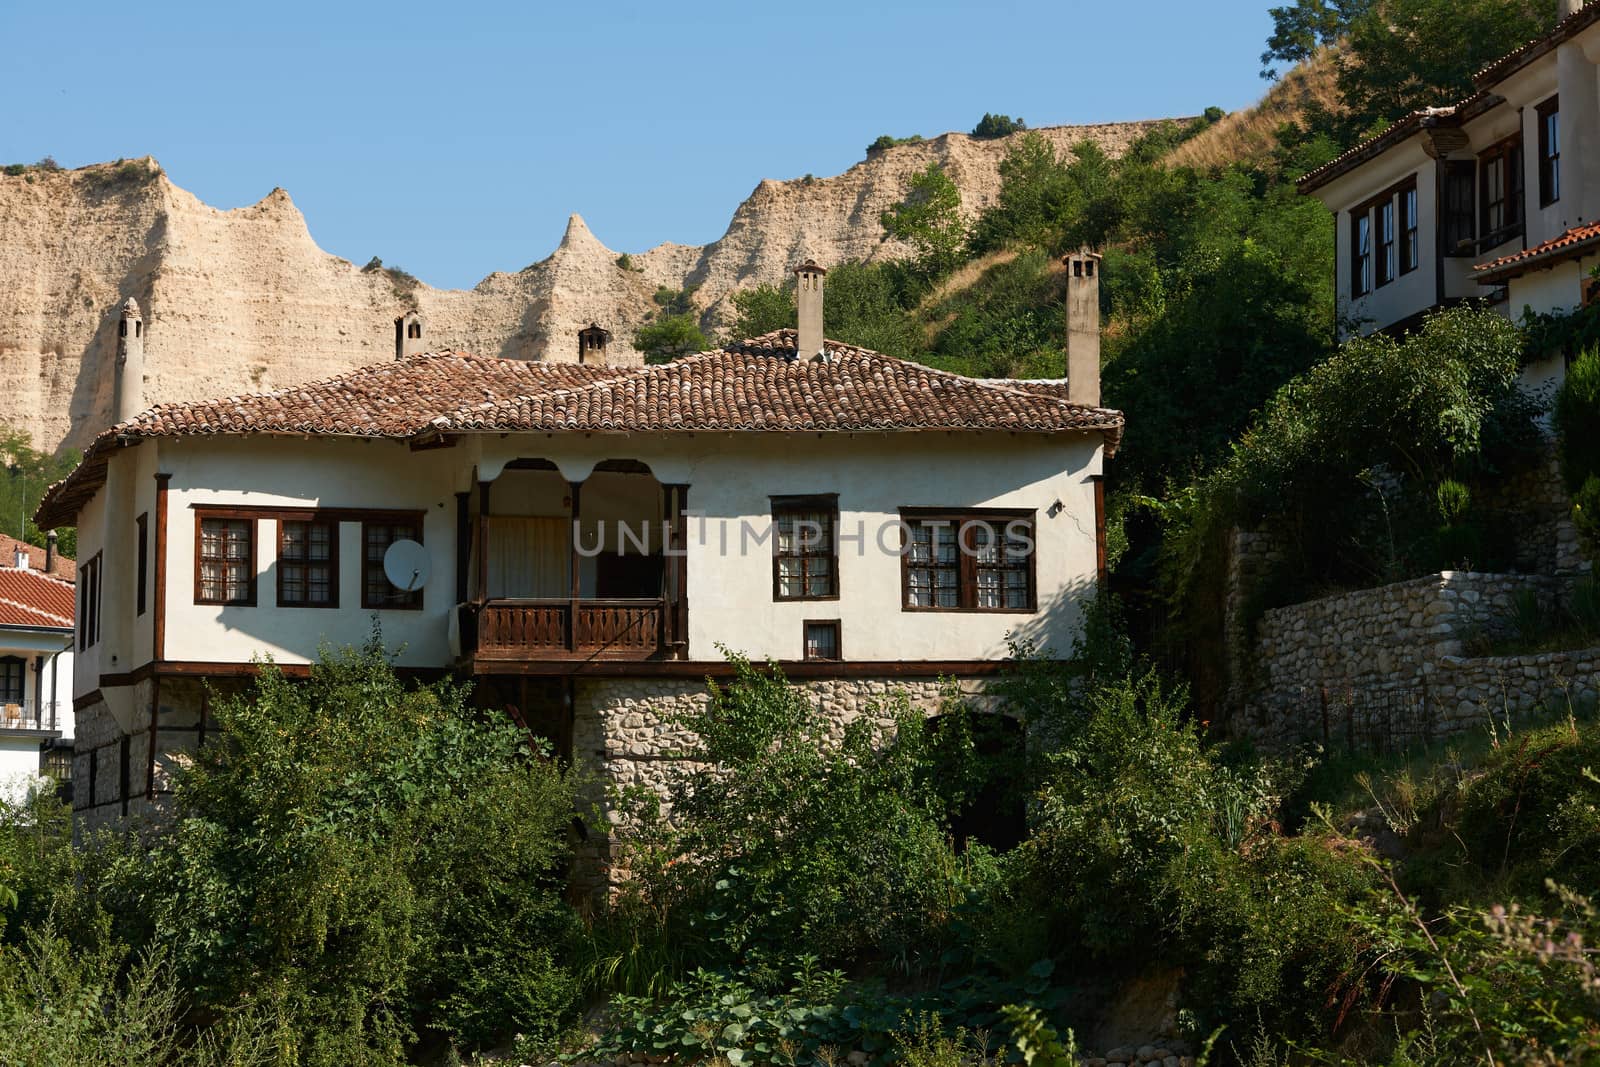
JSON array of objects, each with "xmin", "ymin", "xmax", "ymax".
[
  {"xmin": 37, "ymin": 257, "xmax": 1121, "ymax": 841},
  {"xmin": 0, "ymin": 532, "xmax": 75, "ymax": 804},
  {"xmin": 1299, "ymin": 0, "xmax": 1600, "ymax": 396}
]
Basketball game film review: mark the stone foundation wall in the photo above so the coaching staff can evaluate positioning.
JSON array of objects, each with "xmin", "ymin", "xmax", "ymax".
[
  {"xmin": 1232, "ymin": 571, "xmax": 1597, "ymax": 750},
  {"xmin": 1477, "ymin": 450, "xmax": 1588, "ymax": 577},
  {"xmin": 569, "ymin": 674, "xmax": 987, "ymax": 894}
]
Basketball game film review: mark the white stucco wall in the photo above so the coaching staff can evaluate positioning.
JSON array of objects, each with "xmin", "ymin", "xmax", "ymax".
[
  {"xmin": 0, "ymin": 741, "xmax": 46, "ymax": 805},
  {"xmin": 72, "ymin": 427, "xmax": 1104, "ymax": 687}
]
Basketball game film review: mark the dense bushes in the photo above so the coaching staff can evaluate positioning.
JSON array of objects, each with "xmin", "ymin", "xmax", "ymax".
[
  {"xmin": 0, "ymin": 639, "xmax": 582, "ymax": 1065},
  {"xmin": 1555, "ymin": 349, "xmax": 1600, "ymax": 560}
]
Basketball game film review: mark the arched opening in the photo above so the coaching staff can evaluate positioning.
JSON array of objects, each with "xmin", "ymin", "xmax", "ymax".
[{"xmin": 928, "ymin": 711, "xmax": 1027, "ymax": 852}]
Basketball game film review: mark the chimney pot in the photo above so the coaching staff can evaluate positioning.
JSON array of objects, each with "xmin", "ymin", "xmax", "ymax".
[
  {"xmin": 394, "ymin": 311, "xmax": 425, "ymax": 361},
  {"xmin": 793, "ymin": 259, "xmax": 827, "ymax": 360},
  {"xmin": 45, "ymin": 531, "xmax": 55, "ymax": 574},
  {"xmin": 14, "ymin": 547, "xmax": 28, "ymax": 569},
  {"xmin": 1064, "ymin": 250, "xmax": 1102, "ymax": 408},
  {"xmin": 114, "ymin": 297, "xmax": 145, "ymax": 424},
  {"xmin": 578, "ymin": 322, "xmax": 611, "ymax": 365}
]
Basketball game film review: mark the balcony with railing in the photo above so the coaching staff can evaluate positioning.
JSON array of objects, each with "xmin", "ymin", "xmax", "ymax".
[
  {"xmin": 460, "ymin": 597, "xmax": 675, "ymax": 661},
  {"xmin": 0, "ymin": 701, "xmax": 62, "ymax": 734}
]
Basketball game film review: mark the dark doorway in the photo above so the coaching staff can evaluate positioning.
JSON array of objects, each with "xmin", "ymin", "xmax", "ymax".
[
  {"xmin": 929, "ymin": 712, "xmax": 1027, "ymax": 852},
  {"xmin": 595, "ymin": 552, "xmax": 664, "ymax": 598}
]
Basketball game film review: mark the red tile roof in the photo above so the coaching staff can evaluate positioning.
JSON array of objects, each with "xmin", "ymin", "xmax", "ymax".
[
  {"xmin": 1473, "ymin": 1, "xmax": 1600, "ymax": 88},
  {"xmin": 36, "ymin": 332, "xmax": 1123, "ymax": 529},
  {"xmin": 0, "ymin": 568, "xmax": 74, "ymax": 630},
  {"xmin": 1474, "ymin": 222, "xmax": 1600, "ymax": 282},
  {"xmin": 0, "ymin": 533, "xmax": 74, "ymax": 582}
]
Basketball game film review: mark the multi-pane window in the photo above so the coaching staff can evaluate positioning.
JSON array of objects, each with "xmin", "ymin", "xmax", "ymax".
[
  {"xmin": 1538, "ymin": 96, "xmax": 1560, "ymax": 207},
  {"xmin": 902, "ymin": 512, "xmax": 1036, "ymax": 613},
  {"xmin": 0, "ymin": 657, "xmax": 24, "ymax": 707},
  {"xmin": 363, "ymin": 520, "xmax": 422, "ymax": 609},
  {"xmin": 772, "ymin": 496, "xmax": 837, "ymax": 600},
  {"xmin": 1479, "ymin": 137, "xmax": 1524, "ymax": 241},
  {"xmin": 1375, "ymin": 198, "xmax": 1396, "ymax": 287},
  {"xmin": 803, "ymin": 620, "xmax": 841, "ymax": 661},
  {"xmin": 1351, "ymin": 212, "xmax": 1372, "ymax": 297},
  {"xmin": 1400, "ymin": 183, "xmax": 1419, "ymax": 275},
  {"xmin": 197, "ymin": 517, "xmax": 254, "ymax": 604},
  {"xmin": 278, "ymin": 519, "xmax": 337, "ymax": 607},
  {"xmin": 78, "ymin": 553, "xmax": 102, "ymax": 649},
  {"xmin": 1443, "ymin": 161, "xmax": 1477, "ymax": 256}
]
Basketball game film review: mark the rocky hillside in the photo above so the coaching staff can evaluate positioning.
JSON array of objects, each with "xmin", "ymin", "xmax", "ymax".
[{"xmin": 0, "ymin": 120, "xmax": 1172, "ymax": 453}]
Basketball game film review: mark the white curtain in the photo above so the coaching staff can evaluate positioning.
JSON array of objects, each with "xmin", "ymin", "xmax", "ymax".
[{"xmin": 487, "ymin": 517, "xmax": 569, "ymax": 598}]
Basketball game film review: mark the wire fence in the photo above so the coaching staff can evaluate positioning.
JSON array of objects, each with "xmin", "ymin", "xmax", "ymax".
[{"xmin": 1314, "ymin": 685, "xmax": 1437, "ymax": 756}]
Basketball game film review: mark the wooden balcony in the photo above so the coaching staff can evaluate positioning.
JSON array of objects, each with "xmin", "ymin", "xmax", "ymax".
[{"xmin": 463, "ymin": 598, "xmax": 675, "ymax": 662}]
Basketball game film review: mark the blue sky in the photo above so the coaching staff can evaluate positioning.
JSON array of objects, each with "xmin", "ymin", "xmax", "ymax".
[{"xmin": 2, "ymin": 0, "xmax": 1275, "ymax": 290}]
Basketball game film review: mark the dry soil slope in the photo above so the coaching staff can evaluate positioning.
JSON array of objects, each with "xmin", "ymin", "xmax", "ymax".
[{"xmin": 0, "ymin": 119, "xmax": 1174, "ymax": 454}]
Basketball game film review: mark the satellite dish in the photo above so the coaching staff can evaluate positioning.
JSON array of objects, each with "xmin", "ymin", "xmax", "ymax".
[{"xmin": 382, "ymin": 539, "xmax": 430, "ymax": 593}]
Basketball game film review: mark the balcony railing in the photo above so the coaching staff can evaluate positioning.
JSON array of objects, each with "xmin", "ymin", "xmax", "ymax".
[
  {"xmin": 463, "ymin": 598, "xmax": 672, "ymax": 661},
  {"xmin": 0, "ymin": 702, "xmax": 60, "ymax": 732}
]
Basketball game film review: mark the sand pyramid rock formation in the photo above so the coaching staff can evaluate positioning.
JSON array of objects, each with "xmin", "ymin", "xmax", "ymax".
[{"xmin": 0, "ymin": 119, "xmax": 1174, "ymax": 453}]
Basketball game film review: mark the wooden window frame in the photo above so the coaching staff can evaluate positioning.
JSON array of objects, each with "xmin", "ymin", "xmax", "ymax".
[
  {"xmin": 1442, "ymin": 160, "xmax": 1477, "ymax": 257},
  {"xmin": 362, "ymin": 516, "xmax": 426, "ymax": 611},
  {"xmin": 802, "ymin": 619, "xmax": 842, "ymax": 661},
  {"xmin": 1350, "ymin": 210, "xmax": 1372, "ymax": 298},
  {"xmin": 135, "ymin": 513, "xmax": 148, "ymax": 617},
  {"xmin": 194, "ymin": 512, "xmax": 257, "ymax": 606},
  {"xmin": 0, "ymin": 656, "xmax": 24, "ymax": 707},
  {"xmin": 276, "ymin": 517, "xmax": 340, "ymax": 609},
  {"xmin": 899, "ymin": 508, "xmax": 1037, "ymax": 614},
  {"xmin": 771, "ymin": 494, "xmax": 840, "ymax": 602},
  {"xmin": 1398, "ymin": 180, "xmax": 1419, "ymax": 275},
  {"xmin": 1375, "ymin": 196, "xmax": 1397, "ymax": 287},
  {"xmin": 1478, "ymin": 135, "xmax": 1524, "ymax": 245},
  {"xmin": 78, "ymin": 553, "xmax": 103, "ymax": 650},
  {"xmin": 1537, "ymin": 95, "xmax": 1560, "ymax": 207}
]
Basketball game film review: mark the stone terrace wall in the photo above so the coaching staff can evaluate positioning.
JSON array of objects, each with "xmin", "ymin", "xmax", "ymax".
[{"xmin": 1230, "ymin": 571, "xmax": 1596, "ymax": 750}]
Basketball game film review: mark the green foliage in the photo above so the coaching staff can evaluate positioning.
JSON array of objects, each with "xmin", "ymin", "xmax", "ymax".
[
  {"xmin": 615, "ymin": 252, "xmax": 638, "ymax": 271},
  {"xmin": 124, "ymin": 638, "xmax": 581, "ymax": 1061},
  {"xmin": 1, "ymin": 426, "xmax": 80, "ymax": 559},
  {"xmin": 868, "ymin": 133, "xmax": 923, "ymax": 154},
  {"xmin": 971, "ymin": 114, "xmax": 1026, "ymax": 139},
  {"xmin": 1, "ymin": 165, "xmax": 24, "ymax": 177},
  {"xmin": 1574, "ymin": 476, "xmax": 1600, "ymax": 563},
  {"xmin": 1259, "ymin": 0, "xmax": 1370, "ymax": 78},
  {"xmin": 923, "ymin": 250, "xmax": 1066, "ymax": 378},
  {"xmin": 822, "ymin": 261, "xmax": 926, "ymax": 359},
  {"xmin": 969, "ymin": 136, "xmax": 1114, "ymax": 256},
  {"xmin": 1555, "ymin": 349, "xmax": 1600, "ymax": 493},
  {"xmin": 1000, "ymin": 1004, "xmax": 1079, "ymax": 1066},
  {"xmin": 633, "ymin": 314, "xmax": 710, "ymax": 364},
  {"xmin": 880, "ymin": 163, "xmax": 968, "ymax": 278},
  {"xmin": 729, "ymin": 282, "xmax": 796, "ymax": 339}
]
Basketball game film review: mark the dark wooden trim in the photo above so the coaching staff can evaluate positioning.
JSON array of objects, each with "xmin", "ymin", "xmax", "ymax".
[
  {"xmin": 407, "ymin": 434, "xmax": 457, "ymax": 452},
  {"xmin": 154, "ymin": 474, "xmax": 170, "ymax": 661},
  {"xmin": 185, "ymin": 503, "xmax": 426, "ymax": 523},
  {"xmin": 468, "ymin": 658, "xmax": 1020, "ymax": 679},
  {"xmin": 73, "ymin": 688, "xmax": 104, "ymax": 712},
  {"xmin": 1477, "ymin": 132, "xmax": 1525, "ymax": 241},
  {"xmin": 898, "ymin": 509, "xmax": 1038, "ymax": 614},
  {"xmin": 360, "ymin": 515, "xmax": 426, "ymax": 611},
  {"xmin": 802, "ymin": 619, "xmax": 842, "ymax": 661},
  {"xmin": 109, "ymin": 659, "xmax": 451, "ymax": 682},
  {"xmin": 193, "ymin": 509, "xmax": 258, "ymax": 607},
  {"xmin": 1394, "ymin": 177, "xmax": 1420, "ymax": 277},
  {"xmin": 771, "ymin": 494, "xmax": 841, "ymax": 602},
  {"xmin": 568, "ymin": 480, "xmax": 582, "ymax": 652},
  {"xmin": 1092, "ymin": 475, "xmax": 1108, "ymax": 589},
  {"xmin": 476, "ymin": 479, "xmax": 491, "ymax": 606},
  {"xmin": 135, "ymin": 512, "xmax": 148, "ymax": 616},
  {"xmin": 275, "ymin": 516, "xmax": 340, "ymax": 609},
  {"xmin": 98, "ymin": 661, "xmax": 156, "ymax": 689},
  {"xmin": 454, "ymin": 492, "xmax": 470, "ymax": 606},
  {"xmin": 669, "ymin": 484, "xmax": 688, "ymax": 658}
]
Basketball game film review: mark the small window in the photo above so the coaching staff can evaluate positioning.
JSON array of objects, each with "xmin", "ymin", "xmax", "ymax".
[
  {"xmin": 1479, "ymin": 137, "xmax": 1524, "ymax": 243},
  {"xmin": 1399, "ymin": 182, "xmax": 1419, "ymax": 275},
  {"xmin": 278, "ymin": 518, "xmax": 338, "ymax": 608},
  {"xmin": 901, "ymin": 511, "xmax": 1036, "ymax": 613},
  {"xmin": 772, "ymin": 495, "xmax": 838, "ymax": 601},
  {"xmin": 0, "ymin": 656, "xmax": 24, "ymax": 706},
  {"xmin": 78, "ymin": 554, "xmax": 102, "ymax": 649},
  {"xmin": 1443, "ymin": 161, "xmax": 1477, "ymax": 256},
  {"xmin": 196, "ymin": 516, "xmax": 255, "ymax": 605},
  {"xmin": 135, "ymin": 513, "xmax": 148, "ymax": 616},
  {"xmin": 803, "ymin": 620, "xmax": 841, "ymax": 661},
  {"xmin": 1351, "ymin": 211, "xmax": 1372, "ymax": 297},
  {"xmin": 1537, "ymin": 96, "xmax": 1560, "ymax": 207},
  {"xmin": 1375, "ymin": 197, "xmax": 1396, "ymax": 287},
  {"xmin": 363, "ymin": 519, "xmax": 423, "ymax": 609}
]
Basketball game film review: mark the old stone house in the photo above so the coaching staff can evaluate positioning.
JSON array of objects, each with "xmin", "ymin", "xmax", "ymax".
[
  {"xmin": 37, "ymin": 259, "xmax": 1121, "ymax": 856},
  {"xmin": 1299, "ymin": 0, "xmax": 1600, "ymax": 397}
]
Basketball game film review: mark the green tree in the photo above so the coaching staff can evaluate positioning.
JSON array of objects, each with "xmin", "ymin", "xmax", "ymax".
[
  {"xmin": 0, "ymin": 427, "xmax": 80, "ymax": 559},
  {"xmin": 728, "ymin": 282, "xmax": 795, "ymax": 339},
  {"xmin": 633, "ymin": 315, "xmax": 710, "ymax": 364},
  {"xmin": 1259, "ymin": 0, "xmax": 1370, "ymax": 78},
  {"xmin": 880, "ymin": 163, "xmax": 968, "ymax": 277},
  {"xmin": 823, "ymin": 261, "xmax": 926, "ymax": 360},
  {"xmin": 970, "ymin": 113, "xmax": 1026, "ymax": 139}
]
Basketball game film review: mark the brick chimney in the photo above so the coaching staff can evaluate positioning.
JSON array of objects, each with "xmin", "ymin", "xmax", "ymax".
[
  {"xmin": 578, "ymin": 322, "xmax": 610, "ymax": 365},
  {"xmin": 1064, "ymin": 251, "xmax": 1102, "ymax": 407},
  {"xmin": 114, "ymin": 297, "xmax": 145, "ymax": 424},
  {"xmin": 394, "ymin": 310, "xmax": 425, "ymax": 361},
  {"xmin": 793, "ymin": 259, "xmax": 826, "ymax": 360}
]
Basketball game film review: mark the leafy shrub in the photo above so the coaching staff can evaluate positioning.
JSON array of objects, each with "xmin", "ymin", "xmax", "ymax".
[
  {"xmin": 1555, "ymin": 349, "xmax": 1600, "ymax": 492},
  {"xmin": 120, "ymin": 638, "xmax": 581, "ymax": 1062},
  {"xmin": 971, "ymin": 114, "xmax": 1026, "ymax": 139},
  {"xmin": 2, "ymin": 164, "xmax": 24, "ymax": 177},
  {"xmin": 729, "ymin": 282, "xmax": 795, "ymax": 339},
  {"xmin": 880, "ymin": 163, "xmax": 968, "ymax": 277},
  {"xmin": 868, "ymin": 133, "xmax": 923, "ymax": 154},
  {"xmin": 34, "ymin": 156, "xmax": 61, "ymax": 172},
  {"xmin": 632, "ymin": 314, "xmax": 708, "ymax": 363},
  {"xmin": 615, "ymin": 252, "xmax": 638, "ymax": 271}
]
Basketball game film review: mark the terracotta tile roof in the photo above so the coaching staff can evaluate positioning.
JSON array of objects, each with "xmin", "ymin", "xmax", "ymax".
[
  {"xmin": 37, "ymin": 333, "xmax": 1123, "ymax": 529},
  {"xmin": 439, "ymin": 330, "xmax": 1125, "ymax": 438},
  {"xmin": 1474, "ymin": 221, "xmax": 1600, "ymax": 282},
  {"xmin": 0, "ymin": 568, "xmax": 75, "ymax": 630},
  {"xmin": 0, "ymin": 533, "xmax": 74, "ymax": 581}
]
